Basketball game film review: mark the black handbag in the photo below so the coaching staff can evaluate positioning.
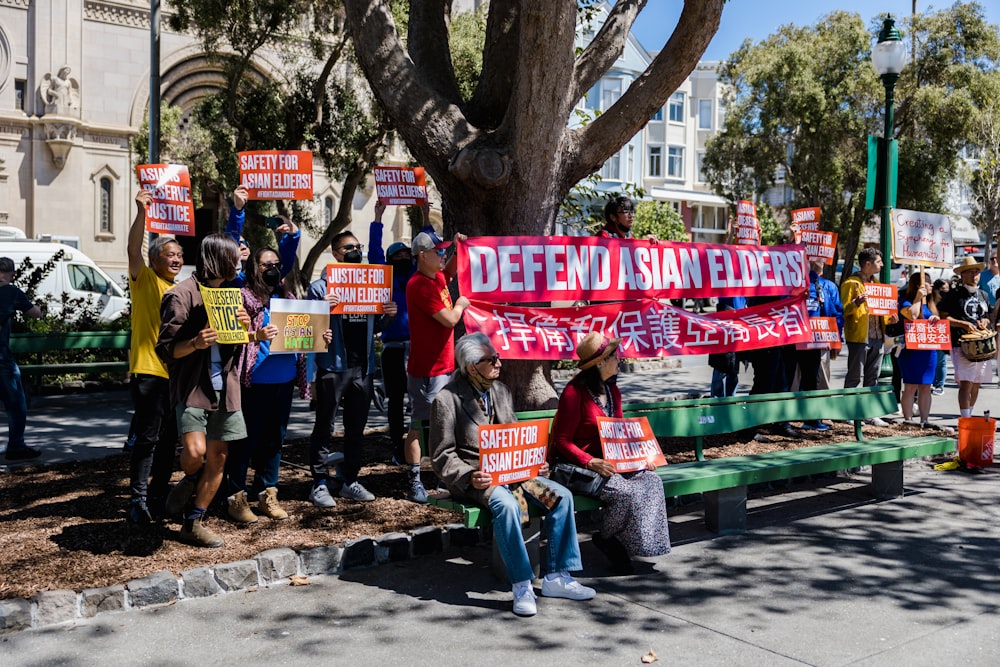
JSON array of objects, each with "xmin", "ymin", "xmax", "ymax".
[{"xmin": 550, "ymin": 462, "xmax": 608, "ymax": 497}]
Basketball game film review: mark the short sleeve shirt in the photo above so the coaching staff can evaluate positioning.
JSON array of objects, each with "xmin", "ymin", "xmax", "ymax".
[
  {"xmin": 129, "ymin": 265, "xmax": 175, "ymax": 378},
  {"xmin": 406, "ymin": 271, "xmax": 455, "ymax": 377},
  {"xmin": 0, "ymin": 285, "xmax": 33, "ymax": 364},
  {"xmin": 939, "ymin": 284, "xmax": 989, "ymax": 348}
]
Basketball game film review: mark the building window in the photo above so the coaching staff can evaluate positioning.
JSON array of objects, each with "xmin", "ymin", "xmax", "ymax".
[
  {"xmin": 584, "ymin": 83, "xmax": 600, "ymax": 110},
  {"xmin": 14, "ymin": 79, "xmax": 26, "ymax": 111},
  {"xmin": 601, "ymin": 151, "xmax": 621, "ymax": 180},
  {"xmin": 668, "ymin": 92, "xmax": 684, "ymax": 123},
  {"xmin": 696, "ymin": 152, "xmax": 705, "ymax": 183},
  {"xmin": 627, "ymin": 145, "xmax": 634, "ymax": 182},
  {"xmin": 698, "ymin": 99, "xmax": 713, "ymax": 129},
  {"xmin": 324, "ymin": 196, "xmax": 335, "ymax": 226},
  {"xmin": 602, "ymin": 79, "xmax": 622, "ymax": 112},
  {"xmin": 648, "ymin": 146, "xmax": 662, "ymax": 177},
  {"xmin": 650, "ymin": 107, "xmax": 663, "ymax": 122},
  {"xmin": 99, "ymin": 178, "xmax": 112, "ymax": 233},
  {"xmin": 667, "ymin": 146, "xmax": 684, "ymax": 178}
]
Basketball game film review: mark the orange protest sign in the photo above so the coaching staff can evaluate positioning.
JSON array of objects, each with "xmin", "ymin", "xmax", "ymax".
[
  {"xmin": 238, "ymin": 150, "xmax": 313, "ymax": 200},
  {"xmin": 596, "ymin": 416, "xmax": 667, "ymax": 473},
  {"xmin": 796, "ymin": 317, "xmax": 842, "ymax": 350},
  {"xmin": 863, "ymin": 284, "xmax": 898, "ymax": 316},
  {"xmin": 801, "ymin": 230, "xmax": 838, "ymax": 265},
  {"xmin": 478, "ymin": 419, "xmax": 550, "ymax": 486},
  {"xmin": 326, "ymin": 263, "xmax": 393, "ymax": 315},
  {"xmin": 374, "ymin": 166, "xmax": 427, "ymax": 206},
  {"xmin": 904, "ymin": 320, "xmax": 951, "ymax": 351},
  {"xmin": 791, "ymin": 207, "xmax": 821, "ymax": 231},
  {"xmin": 136, "ymin": 164, "xmax": 196, "ymax": 236},
  {"xmin": 735, "ymin": 199, "xmax": 760, "ymax": 245}
]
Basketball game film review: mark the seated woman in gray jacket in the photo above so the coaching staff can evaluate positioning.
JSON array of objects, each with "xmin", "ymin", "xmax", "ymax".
[{"xmin": 430, "ymin": 332, "xmax": 596, "ymax": 617}]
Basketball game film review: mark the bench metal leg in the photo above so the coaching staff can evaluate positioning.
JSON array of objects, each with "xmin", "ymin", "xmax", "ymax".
[
  {"xmin": 704, "ymin": 486, "xmax": 747, "ymax": 534},
  {"xmin": 491, "ymin": 517, "xmax": 541, "ymax": 582},
  {"xmin": 872, "ymin": 461, "xmax": 904, "ymax": 499}
]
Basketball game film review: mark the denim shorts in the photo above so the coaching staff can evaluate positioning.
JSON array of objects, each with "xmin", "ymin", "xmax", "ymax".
[
  {"xmin": 406, "ymin": 373, "xmax": 452, "ymax": 421},
  {"xmin": 176, "ymin": 405, "xmax": 248, "ymax": 441}
]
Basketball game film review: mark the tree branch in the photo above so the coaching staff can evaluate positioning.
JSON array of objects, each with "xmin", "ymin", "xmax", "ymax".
[
  {"xmin": 567, "ymin": 0, "xmax": 724, "ymax": 187},
  {"xmin": 571, "ymin": 0, "xmax": 646, "ymax": 104},
  {"xmin": 312, "ymin": 32, "xmax": 350, "ymax": 127},
  {"xmin": 408, "ymin": 0, "xmax": 463, "ymax": 103},
  {"xmin": 465, "ymin": 0, "xmax": 519, "ymax": 130}
]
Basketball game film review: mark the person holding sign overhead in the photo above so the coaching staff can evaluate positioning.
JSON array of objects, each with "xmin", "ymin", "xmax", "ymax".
[
  {"xmin": 431, "ymin": 333, "xmax": 595, "ymax": 617},
  {"xmin": 157, "ymin": 234, "xmax": 252, "ymax": 548},
  {"xmin": 550, "ymin": 332, "xmax": 670, "ymax": 574},
  {"xmin": 898, "ymin": 272, "xmax": 944, "ymax": 429},
  {"xmin": 939, "ymin": 256, "xmax": 993, "ymax": 418},
  {"xmin": 307, "ymin": 231, "xmax": 397, "ymax": 508}
]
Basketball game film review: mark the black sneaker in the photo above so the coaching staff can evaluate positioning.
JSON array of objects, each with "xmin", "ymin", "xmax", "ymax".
[{"xmin": 5, "ymin": 446, "xmax": 41, "ymax": 461}]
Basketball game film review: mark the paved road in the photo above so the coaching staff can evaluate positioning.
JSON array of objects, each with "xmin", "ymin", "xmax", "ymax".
[{"xmin": 3, "ymin": 356, "xmax": 999, "ymax": 665}]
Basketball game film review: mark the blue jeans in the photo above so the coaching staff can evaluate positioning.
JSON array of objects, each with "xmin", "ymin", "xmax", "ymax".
[
  {"xmin": 487, "ymin": 479, "xmax": 582, "ymax": 584},
  {"xmin": 710, "ymin": 369, "xmax": 738, "ymax": 397},
  {"xmin": 933, "ymin": 350, "xmax": 947, "ymax": 389},
  {"xmin": 0, "ymin": 361, "xmax": 27, "ymax": 450},
  {"xmin": 227, "ymin": 381, "xmax": 294, "ymax": 493}
]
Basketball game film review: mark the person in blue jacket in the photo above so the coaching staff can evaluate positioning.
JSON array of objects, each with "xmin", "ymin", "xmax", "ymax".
[
  {"xmin": 368, "ymin": 200, "xmax": 433, "ymax": 463},
  {"xmin": 226, "ymin": 185, "xmax": 299, "ymax": 287},
  {"xmin": 810, "ymin": 260, "xmax": 845, "ymax": 390}
]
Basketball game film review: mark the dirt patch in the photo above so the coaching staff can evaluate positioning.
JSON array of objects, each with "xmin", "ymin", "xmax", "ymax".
[{"xmin": 0, "ymin": 420, "xmax": 931, "ymax": 600}]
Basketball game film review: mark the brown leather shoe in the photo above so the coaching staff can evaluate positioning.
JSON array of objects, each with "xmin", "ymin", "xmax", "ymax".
[
  {"xmin": 257, "ymin": 487, "xmax": 289, "ymax": 520},
  {"xmin": 227, "ymin": 491, "xmax": 258, "ymax": 524},
  {"xmin": 165, "ymin": 476, "xmax": 197, "ymax": 519},
  {"xmin": 179, "ymin": 516, "xmax": 224, "ymax": 548}
]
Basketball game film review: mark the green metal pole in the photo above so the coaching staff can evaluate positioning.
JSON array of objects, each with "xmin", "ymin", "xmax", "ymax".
[{"xmin": 879, "ymin": 72, "xmax": 898, "ymax": 286}]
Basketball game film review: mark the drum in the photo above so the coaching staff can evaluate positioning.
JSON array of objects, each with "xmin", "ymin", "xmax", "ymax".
[{"xmin": 959, "ymin": 328, "xmax": 998, "ymax": 362}]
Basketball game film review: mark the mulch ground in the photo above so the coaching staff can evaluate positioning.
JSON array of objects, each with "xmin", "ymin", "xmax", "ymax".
[{"xmin": 0, "ymin": 420, "xmax": 935, "ymax": 600}]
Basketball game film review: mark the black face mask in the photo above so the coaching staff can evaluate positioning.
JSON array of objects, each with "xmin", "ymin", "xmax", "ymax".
[
  {"xmin": 262, "ymin": 266, "xmax": 281, "ymax": 287},
  {"xmin": 344, "ymin": 249, "xmax": 363, "ymax": 264},
  {"xmin": 391, "ymin": 259, "xmax": 413, "ymax": 279}
]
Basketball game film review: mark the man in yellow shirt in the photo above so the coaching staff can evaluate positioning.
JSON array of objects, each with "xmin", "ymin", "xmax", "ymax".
[{"xmin": 126, "ymin": 189, "xmax": 184, "ymax": 524}]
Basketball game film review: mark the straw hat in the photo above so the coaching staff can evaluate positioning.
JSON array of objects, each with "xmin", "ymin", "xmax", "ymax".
[
  {"xmin": 576, "ymin": 332, "xmax": 621, "ymax": 370},
  {"xmin": 954, "ymin": 256, "xmax": 986, "ymax": 275}
]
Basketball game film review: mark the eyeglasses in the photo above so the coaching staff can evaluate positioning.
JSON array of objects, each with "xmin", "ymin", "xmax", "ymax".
[
  {"xmin": 337, "ymin": 243, "xmax": 364, "ymax": 253},
  {"xmin": 239, "ymin": 241, "xmax": 249, "ymax": 249},
  {"xmin": 426, "ymin": 248, "xmax": 446, "ymax": 257},
  {"xmin": 617, "ymin": 209, "xmax": 635, "ymax": 216},
  {"xmin": 477, "ymin": 354, "xmax": 501, "ymax": 366},
  {"xmin": 258, "ymin": 262, "xmax": 281, "ymax": 269}
]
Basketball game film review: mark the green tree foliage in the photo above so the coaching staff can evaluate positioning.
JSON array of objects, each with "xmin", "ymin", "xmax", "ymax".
[
  {"xmin": 703, "ymin": 3, "xmax": 1000, "ymax": 279},
  {"xmin": 633, "ymin": 201, "xmax": 688, "ymax": 241},
  {"xmin": 970, "ymin": 72, "xmax": 1000, "ymax": 254}
]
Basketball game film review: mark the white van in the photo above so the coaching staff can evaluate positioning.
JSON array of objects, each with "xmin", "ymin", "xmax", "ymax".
[{"xmin": 0, "ymin": 240, "xmax": 129, "ymax": 321}]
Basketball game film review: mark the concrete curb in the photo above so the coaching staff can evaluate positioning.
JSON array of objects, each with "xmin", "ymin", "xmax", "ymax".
[{"xmin": 0, "ymin": 523, "xmax": 485, "ymax": 634}]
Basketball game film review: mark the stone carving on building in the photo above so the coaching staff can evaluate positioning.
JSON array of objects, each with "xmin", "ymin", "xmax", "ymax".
[
  {"xmin": 39, "ymin": 66, "xmax": 81, "ymax": 117},
  {"xmin": 43, "ymin": 122, "xmax": 80, "ymax": 168}
]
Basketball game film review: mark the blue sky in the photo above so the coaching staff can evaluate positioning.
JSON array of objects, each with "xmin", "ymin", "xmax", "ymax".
[{"xmin": 628, "ymin": 0, "xmax": 1000, "ymax": 61}]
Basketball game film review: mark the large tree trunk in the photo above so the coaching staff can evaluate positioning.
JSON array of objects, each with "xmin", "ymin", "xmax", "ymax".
[{"xmin": 341, "ymin": 0, "xmax": 724, "ymax": 408}]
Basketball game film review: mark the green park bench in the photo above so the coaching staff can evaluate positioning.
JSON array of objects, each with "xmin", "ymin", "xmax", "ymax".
[
  {"xmin": 10, "ymin": 331, "xmax": 130, "ymax": 379},
  {"xmin": 417, "ymin": 386, "xmax": 956, "ymax": 533}
]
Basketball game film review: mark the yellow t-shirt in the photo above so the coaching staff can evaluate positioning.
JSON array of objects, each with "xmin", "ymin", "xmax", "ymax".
[{"xmin": 129, "ymin": 265, "xmax": 175, "ymax": 378}]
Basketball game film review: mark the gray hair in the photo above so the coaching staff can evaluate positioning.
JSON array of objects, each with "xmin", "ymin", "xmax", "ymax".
[
  {"xmin": 454, "ymin": 333, "xmax": 493, "ymax": 376},
  {"xmin": 148, "ymin": 234, "xmax": 179, "ymax": 265}
]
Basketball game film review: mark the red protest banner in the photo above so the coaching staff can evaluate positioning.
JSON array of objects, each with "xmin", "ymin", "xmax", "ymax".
[
  {"xmin": 457, "ymin": 236, "xmax": 807, "ymax": 303},
  {"xmin": 904, "ymin": 320, "xmax": 952, "ymax": 351},
  {"xmin": 596, "ymin": 417, "xmax": 666, "ymax": 473},
  {"xmin": 863, "ymin": 283, "xmax": 898, "ymax": 316},
  {"xmin": 478, "ymin": 419, "xmax": 550, "ymax": 486},
  {"xmin": 464, "ymin": 294, "xmax": 811, "ymax": 360},
  {"xmin": 135, "ymin": 164, "xmax": 196, "ymax": 236},
  {"xmin": 736, "ymin": 199, "xmax": 760, "ymax": 245},
  {"xmin": 791, "ymin": 207, "xmax": 821, "ymax": 231},
  {"xmin": 238, "ymin": 150, "xmax": 313, "ymax": 200},
  {"xmin": 373, "ymin": 166, "xmax": 428, "ymax": 206},
  {"xmin": 801, "ymin": 230, "xmax": 838, "ymax": 266},
  {"xmin": 795, "ymin": 316, "xmax": 842, "ymax": 350},
  {"xmin": 326, "ymin": 263, "xmax": 393, "ymax": 315}
]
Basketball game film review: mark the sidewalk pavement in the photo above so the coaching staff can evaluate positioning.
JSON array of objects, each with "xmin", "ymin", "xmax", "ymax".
[{"xmin": 3, "ymin": 356, "xmax": 999, "ymax": 665}]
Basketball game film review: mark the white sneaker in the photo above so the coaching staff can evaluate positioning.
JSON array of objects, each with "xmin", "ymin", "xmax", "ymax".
[
  {"xmin": 512, "ymin": 581, "xmax": 537, "ymax": 616},
  {"xmin": 540, "ymin": 573, "xmax": 596, "ymax": 601},
  {"xmin": 339, "ymin": 481, "xmax": 375, "ymax": 502},
  {"xmin": 865, "ymin": 417, "xmax": 890, "ymax": 427},
  {"xmin": 309, "ymin": 484, "xmax": 336, "ymax": 508}
]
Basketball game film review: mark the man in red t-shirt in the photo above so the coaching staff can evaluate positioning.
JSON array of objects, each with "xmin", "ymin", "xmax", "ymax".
[{"xmin": 403, "ymin": 230, "xmax": 468, "ymax": 502}]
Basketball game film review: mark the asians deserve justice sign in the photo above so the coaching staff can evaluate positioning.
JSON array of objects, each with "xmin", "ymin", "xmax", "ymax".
[
  {"xmin": 136, "ymin": 163, "xmax": 196, "ymax": 236},
  {"xmin": 198, "ymin": 286, "xmax": 248, "ymax": 344}
]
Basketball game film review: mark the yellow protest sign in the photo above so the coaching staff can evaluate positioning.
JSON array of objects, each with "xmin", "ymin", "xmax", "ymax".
[{"xmin": 198, "ymin": 285, "xmax": 249, "ymax": 344}]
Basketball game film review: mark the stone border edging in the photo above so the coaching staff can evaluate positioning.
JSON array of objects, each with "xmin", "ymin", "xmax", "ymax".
[{"xmin": 0, "ymin": 523, "xmax": 485, "ymax": 634}]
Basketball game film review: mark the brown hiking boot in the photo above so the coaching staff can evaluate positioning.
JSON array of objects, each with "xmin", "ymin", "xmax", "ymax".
[
  {"xmin": 227, "ymin": 491, "xmax": 258, "ymax": 524},
  {"xmin": 179, "ymin": 515, "xmax": 224, "ymax": 548},
  {"xmin": 257, "ymin": 487, "xmax": 289, "ymax": 520},
  {"xmin": 165, "ymin": 476, "xmax": 197, "ymax": 519}
]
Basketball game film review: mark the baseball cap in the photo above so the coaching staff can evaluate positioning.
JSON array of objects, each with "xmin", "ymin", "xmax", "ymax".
[
  {"xmin": 386, "ymin": 241, "xmax": 410, "ymax": 259},
  {"xmin": 412, "ymin": 230, "xmax": 451, "ymax": 254}
]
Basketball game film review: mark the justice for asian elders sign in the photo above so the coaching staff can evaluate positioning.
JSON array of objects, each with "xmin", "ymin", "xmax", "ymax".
[
  {"xmin": 478, "ymin": 419, "xmax": 550, "ymax": 486},
  {"xmin": 457, "ymin": 236, "xmax": 807, "ymax": 302},
  {"xmin": 238, "ymin": 150, "xmax": 314, "ymax": 200},
  {"xmin": 268, "ymin": 298, "xmax": 330, "ymax": 354},
  {"xmin": 198, "ymin": 286, "xmax": 248, "ymax": 344},
  {"xmin": 325, "ymin": 264, "xmax": 393, "ymax": 315},
  {"xmin": 136, "ymin": 163, "xmax": 196, "ymax": 236},
  {"xmin": 596, "ymin": 416, "xmax": 667, "ymax": 473},
  {"xmin": 373, "ymin": 166, "xmax": 428, "ymax": 206}
]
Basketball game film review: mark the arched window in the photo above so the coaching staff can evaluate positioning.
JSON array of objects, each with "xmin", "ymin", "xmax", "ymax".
[
  {"xmin": 325, "ymin": 196, "xmax": 335, "ymax": 227},
  {"xmin": 99, "ymin": 178, "xmax": 112, "ymax": 233}
]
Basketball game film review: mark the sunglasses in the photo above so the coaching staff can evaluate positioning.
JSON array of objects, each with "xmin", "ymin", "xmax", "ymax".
[
  {"xmin": 258, "ymin": 261, "xmax": 281, "ymax": 269},
  {"xmin": 338, "ymin": 243, "xmax": 364, "ymax": 252},
  {"xmin": 477, "ymin": 354, "xmax": 501, "ymax": 366}
]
